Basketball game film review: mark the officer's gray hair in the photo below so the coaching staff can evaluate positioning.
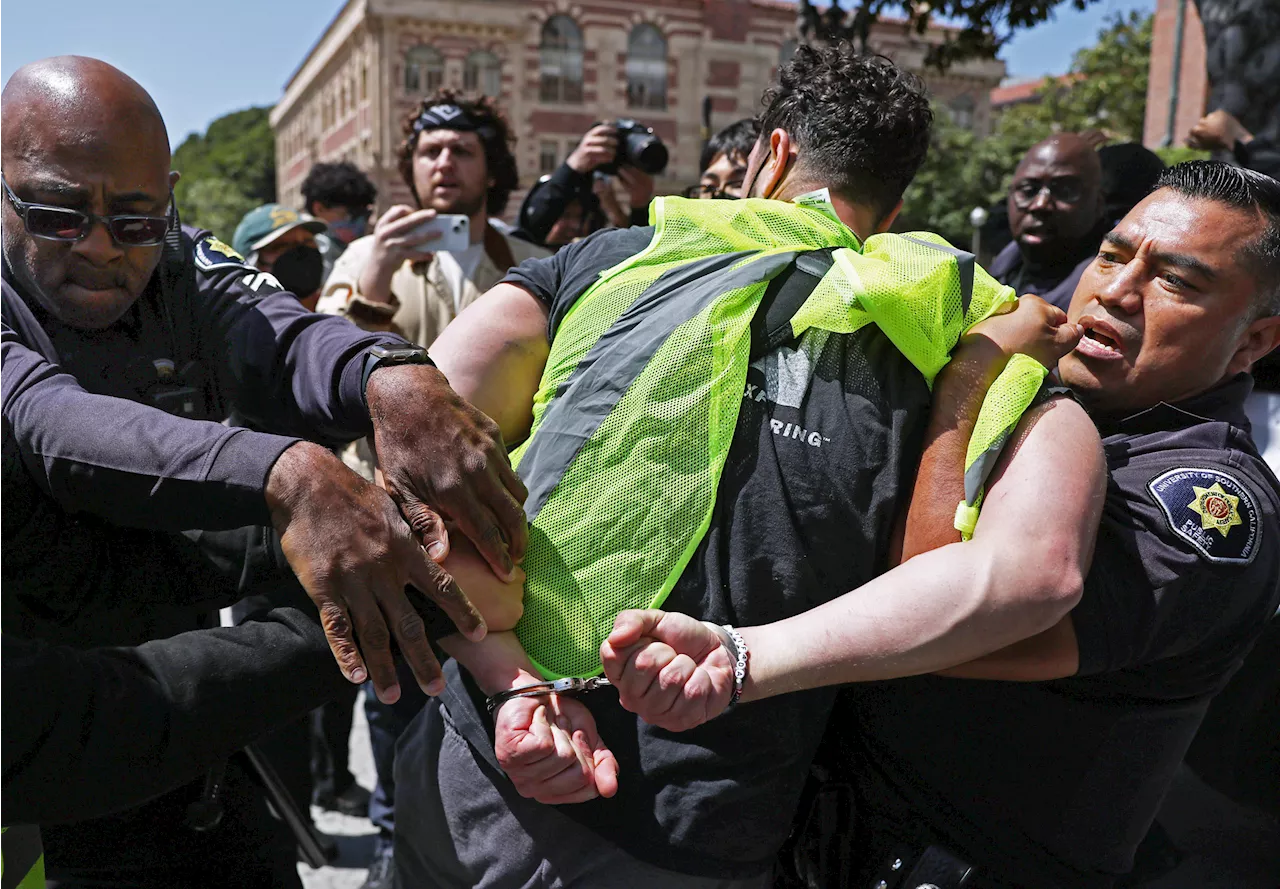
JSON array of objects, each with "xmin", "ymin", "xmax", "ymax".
[{"xmin": 1158, "ymin": 161, "xmax": 1280, "ymax": 318}]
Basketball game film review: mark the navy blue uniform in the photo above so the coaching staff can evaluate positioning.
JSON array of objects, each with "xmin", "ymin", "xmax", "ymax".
[
  {"xmin": 1, "ymin": 228, "xmax": 404, "ymax": 886},
  {"xmin": 845, "ymin": 374, "xmax": 1280, "ymax": 888}
]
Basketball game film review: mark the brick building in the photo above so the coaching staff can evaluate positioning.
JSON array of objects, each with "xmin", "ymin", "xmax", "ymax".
[
  {"xmin": 1143, "ymin": 0, "xmax": 1208, "ymax": 148},
  {"xmin": 270, "ymin": 0, "xmax": 1005, "ymax": 219}
]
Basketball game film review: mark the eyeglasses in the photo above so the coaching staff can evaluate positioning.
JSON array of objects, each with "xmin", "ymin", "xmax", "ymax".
[
  {"xmin": 1, "ymin": 175, "xmax": 174, "ymax": 246},
  {"xmin": 1011, "ymin": 177, "xmax": 1084, "ymax": 209},
  {"xmin": 681, "ymin": 182, "xmax": 744, "ymax": 200}
]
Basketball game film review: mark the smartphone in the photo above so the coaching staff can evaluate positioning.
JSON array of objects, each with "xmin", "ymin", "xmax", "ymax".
[{"xmin": 409, "ymin": 214, "xmax": 470, "ymax": 253}]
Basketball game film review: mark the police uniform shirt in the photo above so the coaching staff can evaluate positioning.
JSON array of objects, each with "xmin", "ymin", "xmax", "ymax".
[
  {"xmin": 2, "ymin": 227, "xmax": 406, "ymax": 646},
  {"xmin": 437, "ymin": 226, "xmax": 933, "ymax": 879},
  {"xmin": 848, "ymin": 373, "xmax": 1280, "ymax": 889},
  {"xmin": 988, "ymin": 237, "xmax": 1099, "ymax": 313}
]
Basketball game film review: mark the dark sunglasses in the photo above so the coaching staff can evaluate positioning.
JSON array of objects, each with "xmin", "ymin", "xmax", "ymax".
[
  {"xmin": 1011, "ymin": 177, "xmax": 1084, "ymax": 209},
  {"xmin": 2, "ymin": 175, "xmax": 174, "ymax": 246},
  {"xmin": 681, "ymin": 182, "xmax": 744, "ymax": 200}
]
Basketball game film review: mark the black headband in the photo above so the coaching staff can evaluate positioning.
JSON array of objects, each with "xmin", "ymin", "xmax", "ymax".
[{"xmin": 412, "ymin": 104, "xmax": 496, "ymax": 141}]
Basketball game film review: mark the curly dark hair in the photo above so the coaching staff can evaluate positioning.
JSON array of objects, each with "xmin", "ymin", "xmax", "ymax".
[
  {"xmin": 759, "ymin": 43, "xmax": 932, "ymax": 218},
  {"xmin": 398, "ymin": 89, "xmax": 519, "ymax": 217},
  {"xmin": 300, "ymin": 161, "xmax": 377, "ymax": 216},
  {"xmin": 700, "ymin": 118, "xmax": 761, "ymax": 174}
]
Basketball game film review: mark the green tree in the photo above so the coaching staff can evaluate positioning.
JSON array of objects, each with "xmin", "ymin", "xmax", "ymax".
[
  {"xmin": 1009, "ymin": 10, "xmax": 1153, "ymax": 141},
  {"xmin": 895, "ymin": 11, "xmax": 1156, "ymax": 245},
  {"xmin": 172, "ymin": 107, "xmax": 275, "ymax": 240},
  {"xmin": 797, "ymin": 0, "xmax": 1102, "ymax": 68}
]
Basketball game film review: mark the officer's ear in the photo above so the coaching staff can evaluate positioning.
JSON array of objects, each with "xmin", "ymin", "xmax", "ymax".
[
  {"xmin": 875, "ymin": 199, "xmax": 904, "ymax": 234},
  {"xmin": 1227, "ymin": 311, "xmax": 1280, "ymax": 376},
  {"xmin": 169, "ymin": 171, "xmax": 181, "ymax": 189}
]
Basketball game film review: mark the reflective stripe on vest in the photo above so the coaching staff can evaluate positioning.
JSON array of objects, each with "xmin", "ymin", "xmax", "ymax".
[
  {"xmin": 513, "ymin": 196, "xmax": 1030, "ymax": 678},
  {"xmin": 3, "ymin": 825, "xmax": 46, "ymax": 889}
]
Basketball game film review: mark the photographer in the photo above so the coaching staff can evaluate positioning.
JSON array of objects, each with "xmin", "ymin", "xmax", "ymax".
[
  {"xmin": 684, "ymin": 117, "xmax": 760, "ymax": 199},
  {"xmin": 516, "ymin": 121, "xmax": 662, "ymax": 246}
]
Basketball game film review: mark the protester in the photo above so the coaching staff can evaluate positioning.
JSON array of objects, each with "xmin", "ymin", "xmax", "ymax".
[
  {"xmin": 684, "ymin": 117, "xmax": 761, "ymax": 199},
  {"xmin": 300, "ymin": 160, "xmax": 377, "ymax": 274},
  {"xmin": 603, "ymin": 162, "xmax": 1280, "ymax": 888},
  {"xmin": 988, "ymin": 133, "xmax": 1109, "ymax": 310},
  {"xmin": 386, "ymin": 45, "xmax": 1108, "ymax": 888},
  {"xmin": 1, "ymin": 56, "xmax": 525, "ymax": 888},
  {"xmin": 318, "ymin": 89, "xmax": 547, "ymax": 346},
  {"xmin": 231, "ymin": 203, "xmax": 328, "ymax": 310}
]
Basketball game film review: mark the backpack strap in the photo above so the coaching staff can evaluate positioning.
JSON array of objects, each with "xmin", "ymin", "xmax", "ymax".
[{"xmin": 750, "ymin": 247, "xmax": 836, "ymax": 361}]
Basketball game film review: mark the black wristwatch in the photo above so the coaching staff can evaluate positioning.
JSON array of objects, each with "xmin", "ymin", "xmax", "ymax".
[{"xmin": 361, "ymin": 344, "xmax": 436, "ymax": 400}]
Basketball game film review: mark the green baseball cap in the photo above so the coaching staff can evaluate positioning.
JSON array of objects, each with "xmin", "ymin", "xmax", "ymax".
[{"xmin": 232, "ymin": 204, "xmax": 327, "ymax": 257}]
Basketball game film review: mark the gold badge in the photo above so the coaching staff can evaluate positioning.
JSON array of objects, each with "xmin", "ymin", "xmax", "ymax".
[
  {"xmin": 205, "ymin": 238, "xmax": 243, "ymax": 261},
  {"xmin": 1187, "ymin": 482, "xmax": 1241, "ymax": 538}
]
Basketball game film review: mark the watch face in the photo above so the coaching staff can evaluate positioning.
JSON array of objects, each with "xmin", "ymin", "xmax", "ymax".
[{"xmin": 371, "ymin": 345, "xmax": 428, "ymax": 361}]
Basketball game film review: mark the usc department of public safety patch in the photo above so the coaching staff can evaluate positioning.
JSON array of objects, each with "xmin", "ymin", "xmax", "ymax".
[
  {"xmin": 1148, "ymin": 467, "xmax": 1259, "ymax": 564},
  {"xmin": 194, "ymin": 237, "xmax": 245, "ymax": 271}
]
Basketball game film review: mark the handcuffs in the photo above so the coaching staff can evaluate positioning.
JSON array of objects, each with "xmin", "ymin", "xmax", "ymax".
[
  {"xmin": 486, "ymin": 676, "xmax": 613, "ymax": 715},
  {"xmin": 484, "ymin": 622, "xmax": 749, "ymax": 716}
]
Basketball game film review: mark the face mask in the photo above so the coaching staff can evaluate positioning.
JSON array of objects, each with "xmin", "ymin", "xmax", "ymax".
[{"xmin": 271, "ymin": 244, "xmax": 324, "ymax": 299}]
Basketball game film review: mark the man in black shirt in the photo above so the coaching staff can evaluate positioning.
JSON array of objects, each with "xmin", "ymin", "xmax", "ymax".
[
  {"xmin": 390, "ymin": 46, "xmax": 1102, "ymax": 889},
  {"xmin": 618, "ymin": 161, "xmax": 1280, "ymax": 888},
  {"xmin": 988, "ymin": 134, "xmax": 1109, "ymax": 311}
]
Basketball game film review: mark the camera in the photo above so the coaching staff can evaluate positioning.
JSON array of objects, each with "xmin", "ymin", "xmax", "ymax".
[{"xmin": 595, "ymin": 118, "xmax": 669, "ymax": 175}]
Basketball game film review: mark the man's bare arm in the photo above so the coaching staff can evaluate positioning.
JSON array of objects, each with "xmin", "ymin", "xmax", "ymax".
[
  {"xmin": 737, "ymin": 396, "xmax": 1104, "ymax": 699},
  {"xmin": 602, "ymin": 397, "xmax": 1105, "ymax": 729},
  {"xmin": 429, "ymin": 283, "xmax": 551, "ymax": 445}
]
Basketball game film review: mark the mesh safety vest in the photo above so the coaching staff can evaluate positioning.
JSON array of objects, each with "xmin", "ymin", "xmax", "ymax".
[
  {"xmin": 513, "ymin": 196, "xmax": 1046, "ymax": 678},
  {"xmin": 2, "ymin": 826, "xmax": 45, "ymax": 889}
]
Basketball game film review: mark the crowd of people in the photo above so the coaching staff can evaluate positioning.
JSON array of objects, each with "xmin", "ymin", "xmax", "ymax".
[{"xmin": 2, "ymin": 38, "xmax": 1279, "ymax": 889}]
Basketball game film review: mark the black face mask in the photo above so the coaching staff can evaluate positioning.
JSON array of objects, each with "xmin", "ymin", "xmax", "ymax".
[{"xmin": 271, "ymin": 244, "xmax": 324, "ymax": 298}]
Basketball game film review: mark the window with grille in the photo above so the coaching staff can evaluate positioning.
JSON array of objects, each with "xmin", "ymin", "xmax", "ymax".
[
  {"xmin": 540, "ymin": 16, "xmax": 583, "ymax": 104},
  {"xmin": 465, "ymin": 50, "xmax": 503, "ymax": 96},
  {"xmin": 405, "ymin": 45, "xmax": 444, "ymax": 94},
  {"xmin": 949, "ymin": 95, "xmax": 976, "ymax": 130},
  {"xmin": 626, "ymin": 24, "xmax": 667, "ymax": 110}
]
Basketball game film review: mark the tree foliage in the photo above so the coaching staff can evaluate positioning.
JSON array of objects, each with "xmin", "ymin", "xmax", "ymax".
[
  {"xmin": 1005, "ymin": 10, "xmax": 1153, "ymax": 142},
  {"xmin": 895, "ymin": 11, "xmax": 1155, "ymax": 245},
  {"xmin": 797, "ymin": 0, "xmax": 1100, "ymax": 68},
  {"xmin": 171, "ymin": 107, "xmax": 276, "ymax": 241}
]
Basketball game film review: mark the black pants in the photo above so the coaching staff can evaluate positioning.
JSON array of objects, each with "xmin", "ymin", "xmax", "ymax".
[
  {"xmin": 365, "ymin": 659, "xmax": 429, "ymax": 847},
  {"xmin": 311, "ymin": 684, "xmax": 359, "ymax": 800},
  {"xmin": 43, "ymin": 758, "xmax": 300, "ymax": 889}
]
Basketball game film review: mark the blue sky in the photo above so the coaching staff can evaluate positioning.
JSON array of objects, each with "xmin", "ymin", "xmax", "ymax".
[{"xmin": 1, "ymin": 0, "xmax": 1154, "ymax": 147}]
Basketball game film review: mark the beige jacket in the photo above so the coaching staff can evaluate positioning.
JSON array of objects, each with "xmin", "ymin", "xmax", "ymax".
[{"xmin": 317, "ymin": 224, "xmax": 550, "ymax": 347}]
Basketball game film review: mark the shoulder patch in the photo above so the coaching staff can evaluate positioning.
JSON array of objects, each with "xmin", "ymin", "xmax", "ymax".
[
  {"xmin": 193, "ymin": 236, "xmax": 245, "ymax": 271},
  {"xmin": 1148, "ymin": 467, "xmax": 1260, "ymax": 565}
]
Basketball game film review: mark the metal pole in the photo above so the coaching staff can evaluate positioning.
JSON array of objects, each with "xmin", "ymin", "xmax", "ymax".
[{"xmin": 1163, "ymin": 0, "xmax": 1188, "ymax": 147}]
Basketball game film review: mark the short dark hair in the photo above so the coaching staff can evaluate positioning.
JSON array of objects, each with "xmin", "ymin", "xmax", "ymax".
[
  {"xmin": 1158, "ymin": 160, "xmax": 1280, "ymax": 316},
  {"xmin": 398, "ymin": 89, "xmax": 519, "ymax": 217},
  {"xmin": 758, "ymin": 43, "xmax": 932, "ymax": 218},
  {"xmin": 300, "ymin": 161, "xmax": 377, "ymax": 216},
  {"xmin": 700, "ymin": 118, "xmax": 761, "ymax": 174}
]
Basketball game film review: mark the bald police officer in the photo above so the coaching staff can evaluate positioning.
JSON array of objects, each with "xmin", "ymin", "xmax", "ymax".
[{"xmin": 1, "ymin": 56, "xmax": 524, "ymax": 887}]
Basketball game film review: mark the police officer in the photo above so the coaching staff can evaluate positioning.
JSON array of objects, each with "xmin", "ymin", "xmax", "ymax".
[
  {"xmin": 1, "ymin": 56, "xmax": 525, "ymax": 887},
  {"xmin": 616, "ymin": 162, "xmax": 1280, "ymax": 888}
]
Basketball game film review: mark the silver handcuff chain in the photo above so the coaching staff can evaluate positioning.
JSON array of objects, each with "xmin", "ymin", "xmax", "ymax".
[{"xmin": 485, "ymin": 676, "xmax": 613, "ymax": 715}]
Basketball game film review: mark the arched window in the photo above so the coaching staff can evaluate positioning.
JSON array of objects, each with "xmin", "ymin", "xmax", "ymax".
[
  {"xmin": 404, "ymin": 45, "xmax": 443, "ymax": 94},
  {"xmin": 465, "ymin": 50, "xmax": 503, "ymax": 96},
  {"xmin": 626, "ymin": 24, "xmax": 667, "ymax": 110},
  {"xmin": 779, "ymin": 39, "xmax": 799, "ymax": 65},
  {"xmin": 949, "ymin": 94, "xmax": 975, "ymax": 130},
  {"xmin": 540, "ymin": 15, "xmax": 583, "ymax": 104}
]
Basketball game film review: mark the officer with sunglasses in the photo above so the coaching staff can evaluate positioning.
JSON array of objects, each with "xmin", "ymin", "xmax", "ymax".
[
  {"xmin": 2, "ymin": 56, "xmax": 527, "ymax": 888},
  {"xmin": 988, "ymin": 133, "xmax": 1110, "ymax": 311}
]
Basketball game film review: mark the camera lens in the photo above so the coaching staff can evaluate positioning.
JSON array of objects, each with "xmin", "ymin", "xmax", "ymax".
[{"xmin": 624, "ymin": 131, "xmax": 669, "ymax": 175}]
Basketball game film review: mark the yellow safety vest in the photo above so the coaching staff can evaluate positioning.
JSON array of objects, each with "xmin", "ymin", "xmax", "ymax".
[{"xmin": 513, "ymin": 195, "xmax": 1046, "ymax": 678}]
